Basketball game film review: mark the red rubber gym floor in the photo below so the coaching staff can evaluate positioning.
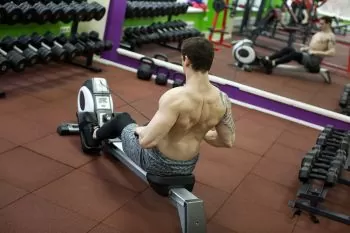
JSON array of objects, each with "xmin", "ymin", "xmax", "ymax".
[
  {"xmin": 0, "ymin": 63, "xmax": 349, "ymax": 233},
  {"xmin": 136, "ymin": 36, "xmax": 350, "ymax": 112}
]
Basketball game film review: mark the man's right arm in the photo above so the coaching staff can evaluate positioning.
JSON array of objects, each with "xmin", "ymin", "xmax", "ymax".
[{"xmin": 204, "ymin": 93, "xmax": 235, "ymax": 148}]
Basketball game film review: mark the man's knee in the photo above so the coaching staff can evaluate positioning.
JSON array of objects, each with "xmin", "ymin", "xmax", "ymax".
[{"xmin": 96, "ymin": 112, "xmax": 136, "ymax": 140}]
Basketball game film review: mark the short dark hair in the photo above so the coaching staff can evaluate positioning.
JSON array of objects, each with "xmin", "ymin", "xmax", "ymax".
[
  {"xmin": 181, "ymin": 37, "xmax": 214, "ymax": 73},
  {"xmin": 320, "ymin": 16, "xmax": 332, "ymax": 24}
]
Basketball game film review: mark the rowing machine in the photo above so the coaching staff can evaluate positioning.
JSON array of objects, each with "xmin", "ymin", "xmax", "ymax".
[
  {"xmin": 232, "ymin": 39, "xmax": 332, "ymax": 84},
  {"xmin": 57, "ymin": 77, "xmax": 206, "ymax": 233}
]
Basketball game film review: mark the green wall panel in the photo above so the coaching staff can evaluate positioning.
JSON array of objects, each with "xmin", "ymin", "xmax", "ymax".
[{"xmin": 0, "ymin": 22, "xmax": 72, "ymax": 39}]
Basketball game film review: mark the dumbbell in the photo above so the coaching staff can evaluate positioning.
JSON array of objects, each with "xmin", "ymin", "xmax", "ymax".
[
  {"xmin": 1, "ymin": 36, "xmax": 38, "ymax": 67},
  {"xmin": 0, "ymin": 41, "xmax": 26, "ymax": 72},
  {"xmin": 78, "ymin": 32, "xmax": 104, "ymax": 53},
  {"xmin": 68, "ymin": 34, "xmax": 95, "ymax": 56},
  {"xmin": 44, "ymin": 32, "xmax": 78, "ymax": 61},
  {"xmin": 17, "ymin": 35, "xmax": 52, "ymax": 64},
  {"xmin": 67, "ymin": 1, "xmax": 87, "ymax": 21},
  {"xmin": 88, "ymin": 1, "xmax": 106, "ymax": 20},
  {"xmin": 51, "ymin": 1, "xmax": 74, "ymax": 23},
  {"xmin": 322, "ymin": 125, "xmax": 350, "ymax": 141},
  {"xmin": 2, "ymin": 2, "xmax": 23, "ymax": 25},
  {"xmin": 17, "ymin": 2, "xmax": 38, "ymax": 24},
  {"xmin": 44, "ymin": 1, "xmax": 64, "ymax": 24},
  {"xmin": 31, "ymin": 33, "xmax": 67, "ymax": 61},
  {"xmin": 312, "ymin": 145, "xmax": 347, "ymax": 162},
  {"xmin": 316, "ymin": 133, "xmax": 349, "ymax": 151},
  {"xmin": 78, "ymin": 1, "xmax": 96, "ymax": 21},
  {"xmin": 0, "ymin": 54, "xmax": 10, "ymax": 75},
  {"xmin": 339, "ymin": 84, "xmax": 350, "ymax": 108},
  {"xmin": 55, "ymin": 34, "xmax": 86, "ymax": 56},
  {"xmin": 299, "ymin": 163, "xmax": 339, "ymax": 186},
  {"xmin": 29, "ymin": 1, "xmax": 53, "ymax": 24},
  {"xmin": 301, "ymin": 151, "xmax": 344, "ymax": 171},
  {"xmin": 88, "ymin": 31, "xmax": 113, "ymax": 52}
]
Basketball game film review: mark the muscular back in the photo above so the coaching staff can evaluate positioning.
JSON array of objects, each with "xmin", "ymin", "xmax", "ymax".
[{"xmin": 157, "ymin": 85, "xmax": 227, "ymax": 161}]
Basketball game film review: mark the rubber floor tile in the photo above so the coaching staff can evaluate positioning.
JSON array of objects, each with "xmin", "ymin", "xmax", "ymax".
[
  {"xmin": 232, "ymin": 132, "xmax": 274, "ymax": 156},
  {"xmin": 78, "ymin": 153, "xmax": 148, "ymax": 193},
  {"xmin": 212, "ymin": 194, "xmax": 296, "ymax": 233},
  {"xmin": 0, "ymin": 180, "xmax": 27, "ymax": 209},
  {"xmin": 118, "ymin": 104, "xmax": 150, "ymax": 124},
  {"xmin": 0, "ymin": 92, "xmax": 46, "ymax": 115},
  {"xmin": 88, "ymin": 224, "xmax": 122, "ymax": 233},
  {"xmin": 199, "ymin": 143, "xmax": 261, "ymax": 173},
  {"xmin": 232, "ymin": 174, "xmax": 296, "ymax": 215},
  {"xmin": 206, "ymin": 222, "xmax": 238, "ymax": 233},
  {"xmin": 34, "ymin": 170, "xmax": 137, "ymax": 221},
  {"xmin": 0, "ymin": 114, "xmax": 53, "ymax": 145},
  {"xmin": 293, "ymin": 226, "xmax": 333, "ymax": 233},
  {"xmin": 192, "ymin": 182, "xmax": 230, "ymax": 220},
  {"xmin": 264, "ymin": 143, "xmax": 307, "ymax": 167},
  {"xmin": 277, "ymin": 130, "xmax": 318, "ymax": 151},
  {"xmin": 103, "ymin": 188, "xmax": 181, "ymax": 233},
  {"xmin": 193, "ymin": 158, "xmax": 247, "ymax": 193},
  {"xmin": 242, "ymin": 110, "xmax": 291, "ymax": 130},
  {"xmin": 285, "ymin": 122, "xmax": 320, "ymax": 140},
  {"xmin": 296, "ymin": 201, "xmax": 350, "ymax": 233},
  {"xmin": 326, "ymin": 184, "xmax": 350, "ymax": 208},
  {"xmin": 24, "ymin": 134, "xmax": 95, "ymax": 168},
  {"xmin": 252, "ymin": 157, "xmax": 300, "ymax": 189},
  {"xmin": 273, "ymin": 86, "xmax": 313, "ymax": 103},
  {"xmin": 19, "ymin": 96, "xmax": 78, "ymax": 132},
  {"xmin": 0, "ymin": 194, "xmax": 97, "ymax": 233},
  {"xmin": 235, "ymin": 118, "xmax": 284, "ymax": 143},
  {"xmin": 21, "ymin": 80, "xmax": 75, "ymax": 102},
  {"xmin": 0, "ymin": 147, "xmax": 72, "ymax": 191},
  {"xmin": 0, "ymin": 137, "xmax": 17, "ymax": 154},
  {"xmin": 231, "ymin": 105, "xmax": 251, "ymax": 120}
]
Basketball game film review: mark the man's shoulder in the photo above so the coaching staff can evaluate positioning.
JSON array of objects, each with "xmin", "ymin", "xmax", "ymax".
[{"xmin": 159, "ymin": 87, "xmax": 185, "ymax": 106}]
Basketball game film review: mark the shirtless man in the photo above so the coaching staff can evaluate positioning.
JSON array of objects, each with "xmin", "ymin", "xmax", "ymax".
[
  {"xmin": 261, "ymin": 16, "xmax": 336, "ymax": 76},
  {"xmin": 80, "ymin": 37, "xmax": 236, "ymax": 176}
]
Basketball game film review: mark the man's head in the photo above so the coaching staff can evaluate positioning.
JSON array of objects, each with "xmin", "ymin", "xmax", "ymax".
[
  {"xmin": 181, "ymin": 37, "xmax": 214, "ymax": 75},
  {"xmin": 319, "ymin": 16, "xmax": 332, "ymax": 31}
]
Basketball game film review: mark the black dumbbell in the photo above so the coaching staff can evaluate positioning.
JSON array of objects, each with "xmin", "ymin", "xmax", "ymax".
[
  {"xmin": 17, "ymin": 35, "xmax": 52, "ymax": 64},
  {"xmin": 88, "ymin": 1, "xmax": 106, "ymax": 20},
  {"xmin": 17, "ymin": 2, "xmax": 38, "ymax": 24},
  {"xmin": 0, "ymin": 54, "xmax": 10, "ymax": 75},
  {"xmin": 67, "ymin": 34, "xmax": 93, "ymax": 56},
  {"xmin": 44, "ymin": 32, "xmax": 78, "ymax": 61},
  {"xmin": 44, "ymin": 1, "xmax": 64, "ymax": 24},
  {"xmin": 0, "ymin": 41, "xmax": 26, "ymax": 72},
  {"xmin": 79, "ymin": 32, "xmax": 104, "ymax": 53},
  {"xmin": 55, "ymin": 34, "xmax": 86, "ymax": 56},
  {"xmin": 2, "ymin": 2, "xmax": 23, "ymax": 25},
  {"xmin": 316, "ymin": 133, "xmax": 349, "ymax": 151},
  {"xmin": 68, "ymin": 1, "xmax": 87, "ymax": 21},
  {"xmin": 339, "ymin": 91, "xmax": 349, "ymax": 108},
  {"xmin": 299, "ymin": 163, "xmax": 339, "ymax": 186},
  {"xmin": 78, "ymin": 1, "xmax": 96, "ymax": 21},
  {"xmin": 52, "ymin": 1, "xmax": 74, "ymax": 23},
  {"xmin": 322, "ymin": 125, "xmax": 350, "ymax": 141},
  {"xmin": 301, "ymin": 151, "xmax": 344, "ymax": 171},
  {"xmin": 30, "ymin": 1, "xmax": 53, "ymax": 24},
  {"xmin": 1, "ymin": 36, "xmax": 38, "ymax": 67},
  {"xmin": 31, "ymin": 33, "xmax": 67, "ymax": 61},
  {"xmin": 88, "ymin": 31, "xmax": 113, "ymax": 51},
  {"xmin": 312, "ymin": 145, "xmax": 347, "ymax": 161}
]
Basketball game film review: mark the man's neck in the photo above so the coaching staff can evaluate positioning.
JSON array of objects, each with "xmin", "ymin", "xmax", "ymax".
[{"xmin": 186, "ymin": 71, "xmax": 210, "ymax": 86}]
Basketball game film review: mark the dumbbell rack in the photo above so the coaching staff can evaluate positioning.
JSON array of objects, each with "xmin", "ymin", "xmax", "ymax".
[
  {"xmin": 288, "ymin": 147, "xmax": 350, "ymax": 225},
  {"xmin": 68, "ymin": 18, "xmax": 102, "ymax": 73},
  {"xmin": 156, "ymin": 15, "xmax": 185, "ymax": 51},
  {"xmin": 0, "ymin": 0, "xmax": 104, "ymax": 99}
]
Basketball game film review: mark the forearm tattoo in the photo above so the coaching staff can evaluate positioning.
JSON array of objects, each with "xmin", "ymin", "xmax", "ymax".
[{"xmin": 220, "ymin": 92, "xmax": 235, "ymax": 133}]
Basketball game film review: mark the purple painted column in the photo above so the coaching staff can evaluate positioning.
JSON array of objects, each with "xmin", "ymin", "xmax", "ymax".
[{"xmin": 102, "ymin": 0, "xmax": 127, "ymax": 62}]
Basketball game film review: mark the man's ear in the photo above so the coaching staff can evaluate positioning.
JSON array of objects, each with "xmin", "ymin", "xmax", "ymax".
[{"xmin": 184, "ymin": 56, "xmax": 191, "ymax": 67}]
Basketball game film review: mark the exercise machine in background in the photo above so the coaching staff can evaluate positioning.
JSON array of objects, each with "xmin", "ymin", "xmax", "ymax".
[
  {"xmin": 57, "ymin": 77, "xmax": 207, "ymax": 233},
  {"xmin": 208, "ymin": 0, "xmax": 232, "ymax": 50},
  {"xmin": 231, "ymin": 39, "xmax": 331, "ymax": 83}
]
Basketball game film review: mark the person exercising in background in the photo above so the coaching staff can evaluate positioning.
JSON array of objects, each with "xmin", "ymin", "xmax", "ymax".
[
  {"xmin": 79, "ymin": 37, "xmax": 236, "ymax": 176},
  {"xmin": 261, "ymin": 15, "xmax": 336, "ymax": 74}
]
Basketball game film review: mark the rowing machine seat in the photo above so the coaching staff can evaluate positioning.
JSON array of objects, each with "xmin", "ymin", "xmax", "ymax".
[{"xmin": 147, "ymin": 173, "xmax": 195, "ymax": 197}]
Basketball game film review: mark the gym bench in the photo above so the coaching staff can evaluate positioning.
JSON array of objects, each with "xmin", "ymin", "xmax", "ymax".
[
  {"xmin": 58, "ymin": 124, "xmax": 206, "ymax": 233},
  {"xmin": 276, "ymin": 64, "xmax": 331, "ymax": 84}
]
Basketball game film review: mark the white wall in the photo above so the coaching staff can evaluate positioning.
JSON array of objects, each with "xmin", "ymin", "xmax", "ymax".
[{"xmin": 77, "ymin": 0, "xmax": 111, "ymax": 39}]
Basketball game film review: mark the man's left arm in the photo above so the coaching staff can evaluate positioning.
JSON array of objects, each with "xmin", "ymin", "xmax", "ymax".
[
  {"xmin": 311, "ymin": 35, "xmax": 336, "ymax": 57},
  {"xmin": 135, "ymin": 91, "xmax": 180, "ymax": 148}
]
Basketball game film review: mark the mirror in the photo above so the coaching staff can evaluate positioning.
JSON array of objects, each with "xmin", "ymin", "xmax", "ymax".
[{"xmin": 118, "ymin": 0, "xmax": 350, "ymax": 116}]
